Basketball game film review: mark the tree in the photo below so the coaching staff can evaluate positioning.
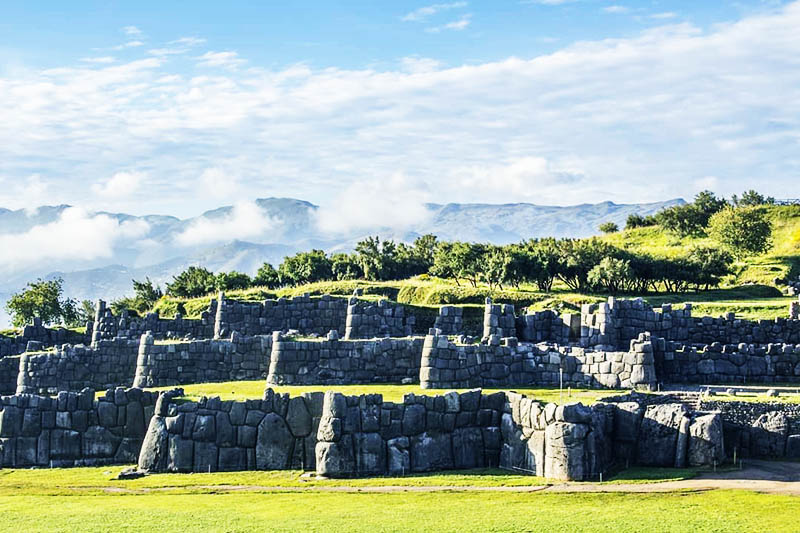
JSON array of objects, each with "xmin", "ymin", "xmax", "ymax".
[
  {"xmin": 656, "ymin": 191, "xmax": 727, "ymax": 237},
  {"xmin": 708, "ymin": 206, "xmax": 773, "ymax": 259},
  {"xmin": 556, "ymin": 238, "xmax": 618, "ymax": 291},
  {"xmin": 278, "ymin": 250, "xmax": 333, "ymax": 285},
  {"xmin": 330, "ymin": 253, "xmax": 363, "ymax": 281},
  {"xmin": 732, "ymin": 190, "xmax": 775, "ymax": 207},
  {"xmin": 587, "ymin": 257, "xmax": 632, "ymax": 294},
  {"xmin": 166, "ymin": 267, "xmax": 217, "ymax": 297},
  {"xmin": 355, "ymin": 236, "xmax": 401, "ymax": 281},
  {"xmin": 215, "ymin": 271, "xmax": 252, "ymax": 291},
  {"xmin": 254, "ymin": 263, "xmax": 280, "ymax": 288},
  {"xmin": 480, "ymin": 246, "xmax": 510, "ymax": 290},
  {"xmin": 624, "ymin": 213, "xmax": 657, "ymax": 230},
  {"xmin": 686, "ymin": 245, "xmax": 733, "ymax": 290},
  {"xmin": 528, "ymin": 238, "xmax": 561, "ymax": 291},
  {"xmin": 411, "ymin": 234, "xmax": 438, "ymax": 269},
  {"xmin": 598, "ymin": 222, "xmax": 619, "ymax": 234},
  {"xmin": 5, "ymin": 277, "xmax": 77, "ymax": 328}
]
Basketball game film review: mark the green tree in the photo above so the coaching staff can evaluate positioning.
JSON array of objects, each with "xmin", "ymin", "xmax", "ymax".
[
  {"xmin": 624, "ymin": 213, "xmax": 657, "ymax": 230},
  {"xmin": 166, "ymin": 266, "xmax": 217, "ymax": 297},
  {"xmin": 587, "ymin": 257, "xmax": 633, "ymax": 294},
  {"xmin": 732, "ymin": 190, "xmax": 775, "ymax": 207},
  {"xmin": 278, "ymin": 250, "xmax": 333, "ymax": 285},
  {"xmin": 253, "ymin": 263, "xmax": 280, "ymax": 288},
  {"xmin": 656, "ymin": 191, "xmax": 727, "ymax": 237},
  {"xmin": 686, "ymin": 245, "xmax": 733, "ymax": 290},
  {"xmin": 5, "ymin": 277, "xmax": 77, "ymax": 327},
  {"xmin": 215, "ymin": 271, "xmax": 252, "ymax": 291},
  {"xmin": 330, "ymin": 253, "xmax": 363, "ymax": 281},
  {"xmin": 556, "ymin": 238, "xmax": 618, "ymax": 291},
  {"xmin": 708, "ymin": 206, "xmax": 773, "ymax": 259},
  {"xmin": 480, "ymin": 246, "xmax": 510, "ymax": 290},
  {"xmin": 598, "ymin": 221, "xmax": 619, "ymax": 234}
]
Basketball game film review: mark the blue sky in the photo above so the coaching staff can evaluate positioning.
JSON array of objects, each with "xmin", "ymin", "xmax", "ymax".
[{"xmin": 0, "ymin": 0, "xmax": 797, "ymax": 221}]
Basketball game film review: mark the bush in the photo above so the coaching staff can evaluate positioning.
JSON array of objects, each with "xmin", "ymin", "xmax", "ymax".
[
  {"xmin": 166, "ymin": 267, "xmax": 217, "ymax": 298},
  {"xmin": 587, "ymin": 257, "xmax": 632, "ymax": 293},
  {"xmin": 5, "ymin": 278, "xmax": 79, "ymax": 328},
  {"xmin": 215, "ymin": 271, "xmax": 253, "ymax": 291},
  {"xmin": 253, "ymin": 263, "xmax": 280, "ymax": 288},
  {"xmin": 598, "ymin": 222, "xmax": 619, "ymax": 234},
  {"xmin": 708, "ymin": 206, "xmax": 773, "ymax": 259}
]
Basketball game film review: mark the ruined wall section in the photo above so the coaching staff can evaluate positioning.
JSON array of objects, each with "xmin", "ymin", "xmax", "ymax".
[
  {"xmin": 0, "ymin": 387, "xmax": 157, "ymax": 467},
  {"xmin": 0, "ymin": 318, "xmax": 89, "ymax": 358},
  {"xmin": 16, "ymin": 338, "xmax": 141, "ymax": 395},
  {"xmin": 132, "ymin": 333, "xmax": 273, "ymax": 388},
  {"xmin": 344, "ymin": 297, "xmax": 414, "ymax": 339},
  {"xmin": 267, "ymin": 333, "xmax": 423, "ymax": 386},
  {"xmin": 91, "ymin": 300, "xmax": 215, "ymax": 342}
]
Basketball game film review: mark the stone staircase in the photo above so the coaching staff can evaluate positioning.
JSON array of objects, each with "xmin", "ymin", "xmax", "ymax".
[{"xmin": 661, "ymin": 391, "xmax": 702, "ymax": 411}]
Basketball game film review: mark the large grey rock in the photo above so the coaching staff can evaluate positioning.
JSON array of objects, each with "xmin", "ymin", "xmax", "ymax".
[
  {"xmin": 410, "ymin": 431, "xmax": 453, "ymax": 472},
  {"xmin": 167, "ymin": 434, "xmax": 193, "ymax": 472},
  {"xmin": 82, "ymin": 426, "xmax": 120, "ymax": 458},
  {"xmin": 354, "ymin": 432, "xmax": 385, "ymax": 475},
  {"xmin": 387, "ymin": 437, "xmax": 410, "ymax": 475},
  {"xmin": 316, "ymin": 437, "xmax": 355, "ymax": 477},
  {"xmin": 544, "ymin": 421, "xmax": 589, "ymax": 480},
  {"xmin": 453, "ymin": 427, "xmax": 484, "ymax": 469},
  {"xmin": 752, "ymin": 411, "xmax": 789, "ymax": 457},
  {"xmin": 688, "ymin": 413, "xmax": 725, "ymax": 466},
  {"xmin": 402, "ymin": 404, "xmax": 426, "ymax": 436},
  {"xmin": 636, "ymin": 403, "xmax": 687, "ymax": 467},
  {"xmin": 193, "ymin": 441, "xmax": 218, "ymax": 472},
  {"xmin": 218, "ymin": 447, "xmax": 247, "ymax": 472},
  {"xmin": 138, "ymin": 417, "xmax": 168, "ymax": 472},
  {"xmin": 0, "ymin": 406, "xmax": 22, "ymax": 437},
  {"xmin": 255, "ymin": 413, "xmax": 294, "ymax": 469},
  {"xmin": 286, "ymin": 397, "xmax": 312, "ymax": 437}
]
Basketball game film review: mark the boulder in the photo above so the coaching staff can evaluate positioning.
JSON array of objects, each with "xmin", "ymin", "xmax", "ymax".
[
  {"xmin": 410, "ymin": 431, "xmax": 453, "ymax": 472},
  {"xmin": 688, "ymin": 413, "xmax": 725, "ymax": 467},
  {"xmin": 544, "ymin": 421, "xmax": 589, "ymax": 481},
  {"xmin": 751, "ymin": 411, "xmax": 789, "ymax": 457},
  {"xmin": 636, "ymin": 403, "xmax": 687, "ymax": 467},
  {"xmin": 387, "ymin": 437, "xmax": 410, "ymax": 475},
  {"xmin": 255, "ymin": 413, "xmax": 294, "ymax": 469},
  {"xmin": 286, "ymin": 397, "xmax": 312, "ymax": 437},
  {"xmin": 316, "ymin": 437, "xmax": 355, "ymax": 477},
  {"xmin": 138, "ymin": 417, "xmax": 168, "ymax": 472}
]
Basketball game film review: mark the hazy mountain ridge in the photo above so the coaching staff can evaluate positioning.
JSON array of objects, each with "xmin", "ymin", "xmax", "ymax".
[{"xmin": 0, "ymin": 197, "xmax": 685, "ymax": 322}]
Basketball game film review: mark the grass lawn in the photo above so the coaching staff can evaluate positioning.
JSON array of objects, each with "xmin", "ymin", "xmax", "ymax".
[
  {"xmin": 147, "ymin": 381, "xmax": 625, "ymax": 405},
  {"xmin": 0, "ymin": 487, "xmax": 796, "ymax": 532}
]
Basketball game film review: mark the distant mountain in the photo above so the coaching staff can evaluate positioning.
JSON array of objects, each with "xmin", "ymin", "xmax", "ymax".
[
  {"xmin": 421, "ymin": 199, "xmax": 685, "ymax": 243},
  {"xmin": 0, "ymin": 196, "xmax": 685, "ymax": 325}
]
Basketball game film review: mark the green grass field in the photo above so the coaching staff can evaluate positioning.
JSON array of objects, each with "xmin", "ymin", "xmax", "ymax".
[{"xmin": 148, "ymin": 381, "xmax": 625, "ymax": 405}]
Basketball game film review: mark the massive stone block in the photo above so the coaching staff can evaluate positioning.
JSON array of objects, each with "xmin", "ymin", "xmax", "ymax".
[
  {"xmin": 255, "ymin": 413, "xmax": 294, "ymax": 469},
  {"xmin": 636, "ymin": 404, "xmax": 688, "ymax": 467}
]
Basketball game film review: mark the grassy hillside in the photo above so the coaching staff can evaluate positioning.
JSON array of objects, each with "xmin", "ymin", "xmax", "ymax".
[{"xmin": 149, "ymin": 205, "xmax": 800, "ymax": 322}]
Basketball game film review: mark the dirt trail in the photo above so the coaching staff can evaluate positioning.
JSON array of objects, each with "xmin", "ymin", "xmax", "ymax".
[{"xmin": 97, "ymin": 460, "xmax": 800, "ymax": 496}]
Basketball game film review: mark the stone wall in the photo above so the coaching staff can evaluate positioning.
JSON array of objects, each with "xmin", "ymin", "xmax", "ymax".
[
  {"xmin": 0, "ymin": 356, "xmax": 20, "ymax": 396},
  {"xmin": 137, "ymin": 388, "xmax": 324, "ymax": 473},
  {"xmin": 133, "ymin": 333, "xmax": 273, "ymax": 388},
  {"xmin": 315, "ymin": 389, "xmax": 506, "ymax": 477},
  {"xmin": 656, "ymin": 341, "xmax": 800, "ymax": 384},
  {"xmin": 214, "ymin": 293, "xmax": 349, "ymax": 338},
  {"xmin": 483, "ymin": 299, "xmax": 516, "ymax": 339},
  {"xmin": 580, "ymin": 298, "xmax": 800, "ymax": 349},
  {"xmin": 433, "ymin": 305, "xmax": 464, "ymax": 336},
  {"xmin": 419, "ymin": 331, "xmax": 657, "ymax": 390},
  {"xmin": 266, "ymin": 332, "xmax": 423, "ymax": 385},
  {"xmin": 696, "ymin": 400, "xmax": 800, "ymax": 460},
  {"xmin": 0, "ymin": 318, "xmax": 88, "ymax": 357},
  {"xmin": 0, "ymin": 387, "xmax": 157, "ymax": 467},
  {"xmin": 16, "ymin": 338, "xmax": 141, "ymax": 395},
  {"xmin": 516, "ymin": 309, "xmax": 574, "ymax": 345},
  {"xmin": 92, "ymin": 300, "xmax": 215, "ymax": 342},
  {"xmin": 791, "ymin": 299, "xmax": 799, "ymax": 320},
  {"xmin": 344, "ymin": 298, "xmax": 414, "ymax": 339}
]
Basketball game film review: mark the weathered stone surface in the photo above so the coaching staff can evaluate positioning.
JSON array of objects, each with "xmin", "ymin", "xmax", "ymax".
[
  {"xmin": 387, "ymin": 436, "xmax": 410, "ymax": 475},
  {"xmin": 544, "ymin": 421, "xmax": 588, "ymax": 480},
  {"xmin": 636, "ymin": 404, "xmax": 688, "ymax": 467},
  {"xmin": 752, "ymin": 411, "xmax": 789, "ymax": 457},
  {"xmin": 286, "ymin": 397, "xmax": 312, "ymax": 437},
  {"xmin": 688, "ymin": 413, "xmax": 724, "ymax": 466},
  {"xmin": 316, "ymin": 438, "xmax": 355, "ymax": 477},
  {"xmin": 167, "ymin": 434, "xmax": 193, "ymax": 472},
  {"xmin": 255, "ymin": 413, "xmax": 294, "ymax": 469},
  {"xmin": 402, "ymin": 404, "xmax": 426, "ymax": 436},
  {"xmin": 82, "ymin": 426, "xmax": 120, "ymax": 458},
  {"xmin": 453, "ymin": 427, "xmax": 484, "ymax": 469},
  {"xmin": 354, "ymin": 432, "xmax": 385, "ymax": 475},
  {"xmin": 138, "ymin": 417, "xmax": 168, "ymax": 472},
  {"xmin": 410, "ymin": 431, "xmax": 453, "ymax": 472}
]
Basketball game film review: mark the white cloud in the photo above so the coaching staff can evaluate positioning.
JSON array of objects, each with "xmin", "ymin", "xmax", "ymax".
[
  {"xmin": 170, "ymin": 37, "xmax": 206, "ymax": 46},
  {"xmin": 81, "ymin": 56, "xmax": 116, "ymax": 64},
  {"xmin": 314, "ymin": 173, "xmax": 433, "ymax": 235},
  {"xmin": 402, "ymin": 2, "xmax": 467, "ymax": 22},
  {"xmin": 2, "ymin": 2, "xmax": 800, "ymax": 214},
  {"xmin": 91, "ymin": 171, "xmax": 145, "ymax": 198},
  {"xmin": 122, "ymin": 26, "xmax": 142, "ymax": 36},
  {"xmin": 0, "ymin": 208, "xmax": 149, "ymax": 272},
  {"xmin": 650, "ymin": 12, "xmax": 678, "ymax": 19},
  {"xmin": 196, "ymin": 51, "xmax": 246, "ymax": 68},
  {"xmin": 603, "ymin": 5, "xmax": 629, "ymax": 14},
  {"xmin": 174, "ymin": 202, "xmax": 276, "ymax": 246},
  {"xmin": 427, "ymin": 14, "xmax": 472, "ymax": 32},
  {"xmin": 111, "ymin": 40, "xmax": 145, "ymax": 51}
]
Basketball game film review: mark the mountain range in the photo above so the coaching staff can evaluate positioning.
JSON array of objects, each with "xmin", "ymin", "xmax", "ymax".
[{"xmin": 0, "ymin": 197, "xmax": 684, "ymax": 325}]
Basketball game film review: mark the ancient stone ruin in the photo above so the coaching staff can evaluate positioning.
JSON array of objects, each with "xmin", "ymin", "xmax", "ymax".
[{"xmin": 2, "ymin": 290, "xmax": 800, "ymax": 480}]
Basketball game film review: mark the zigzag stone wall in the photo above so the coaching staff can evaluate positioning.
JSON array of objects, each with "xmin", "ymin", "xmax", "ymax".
[
  {"xmin": 656, "ymin": 340, "xmax": 800, "ymax": 384},
  {"xmin": 133, "ymin": 333, "xmax": 273, "ymax": 388},
  {"xmin": 92, "ymin": 300, "xmax": 215, "ymax": 342},
  {"xmin": 0, "ymin": 387, "xmax": 157, "ymax": 467},
  {"xmin": 16, "ymin": 338, "xmax": 140, "ymax": 395},
  {"xmin": 214, "ymin": 293, "xmax": 348, "ymax": 338},
  {"xmin": 267, "ymin": 333, "xmax": 423, "ymax": 385},
  {"xmin": 344, "ymin": 298, "xmax": 414, "ymax": 339},
  {"xmin": 0, "ymin": 318, "xmax": 89, "ymax": 357},
  {"xmin": 419, "ymin": 331, "xmax": 657, "ymax": 390},
  {"xmin": 0, "ymin": 356, "xmax": 20, "ymax": 396},
  {"xmin": 138, "ymin": 388, "xmax": 324, "ymax": 473}
]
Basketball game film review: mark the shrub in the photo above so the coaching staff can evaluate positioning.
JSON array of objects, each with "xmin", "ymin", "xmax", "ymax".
[
  {"xmin": 708, "ymin": 206, "xmax": 773, "ymax": 259},
  {"xmin": 598, "ymin": 222, "xmax": 619, "ymax": 234},
  {"xmin": 5, "ymin": 278, "xmax": 78, "ymax": 327},
  {"xmin": 166, "ymin": 267, "xmax": 217, "ymax": 298}
]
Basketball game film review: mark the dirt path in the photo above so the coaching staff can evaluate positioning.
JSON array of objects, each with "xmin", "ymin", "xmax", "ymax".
[{"xmin": 97, "ymin": 460, "xmax": 800, "ymax": 496}]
